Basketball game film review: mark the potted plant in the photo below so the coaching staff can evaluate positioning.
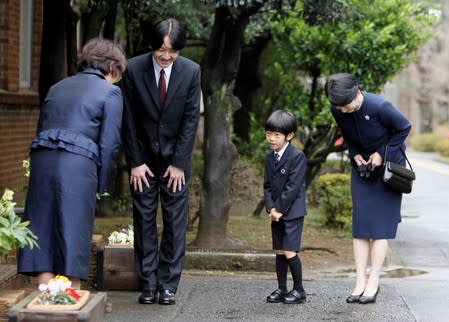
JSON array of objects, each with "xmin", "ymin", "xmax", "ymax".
[{"xmin": 0, "ymin": 188, "xmax": 38, "ymax": 259}]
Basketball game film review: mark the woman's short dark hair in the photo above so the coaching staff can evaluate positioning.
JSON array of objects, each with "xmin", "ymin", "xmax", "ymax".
[
  {"xmin": 149, "ymin": 18, "xmax": 186, "ymax": 51},
  {"xmin": 77, "ymin": 38, "xmax": 127, "ymax": 78},
  {"xmin": 265, "ymin": 110, "xmax": 297, "ymax": 136},
  {"xmin": 325, "ymin": 73, "xmax": 359, "ymax": 106}
]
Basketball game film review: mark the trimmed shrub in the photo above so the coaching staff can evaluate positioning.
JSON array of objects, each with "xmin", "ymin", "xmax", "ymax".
[
  {"xmin": 435, "ymin": 139, "xmax": 449, "ymax": 157},
  {"xmin": 409, "ymin": 133, "xmax": 442, "ymax": 152},
  {"xmin": 307, "ymin": 158, "xmax": 351, "ymax": 206},
  {"xmin": 314, "ymin": 173, "xmax": 352, "ymax": 231}
]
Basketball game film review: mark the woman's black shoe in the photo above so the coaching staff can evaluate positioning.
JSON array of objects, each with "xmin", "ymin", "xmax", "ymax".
[
  {"xmin": 359, "ymin": 288, "xmax": 379, "ymax": 304},
  {"xmin": 266, "ymin": 288, "xmax": 286, "ymax": 303},
  {"xmin": 346, "ymin": 292, "xmax": 363, "ymax": 303}
]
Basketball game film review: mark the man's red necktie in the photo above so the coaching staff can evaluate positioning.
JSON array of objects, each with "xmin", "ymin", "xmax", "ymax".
[{"xmin": 159, "ymin": 69, "xmax": 167, "ymax": 108}]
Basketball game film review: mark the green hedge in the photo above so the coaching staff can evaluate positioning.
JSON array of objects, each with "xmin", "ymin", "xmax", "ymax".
[
  {"xmin": 409, "ymin": 133, "xmax": 442, "ymax": 152},
  {"xmin": 314, "ymin": 173, "xmax": 352, "ymax": 231},
  {"xmin": 435, "ymin": 139, "xmax": 449, "ymax": 157}
]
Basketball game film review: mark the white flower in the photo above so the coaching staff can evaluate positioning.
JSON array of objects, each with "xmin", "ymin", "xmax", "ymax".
[
  {"xmin": 117, "ymin": 232, "xmax": 128, "ymax": 243},
  {"xmin": 38, "ymin": 284, "xmax": 47, "ymax": 292},
  {"xmin": 108, "ymin": 224, "xmax": 134, "ymax": 245}
]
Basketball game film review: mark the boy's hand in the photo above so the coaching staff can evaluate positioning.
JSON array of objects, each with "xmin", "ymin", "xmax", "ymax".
[{"xmin": 269, "ymin": 208, "xmax": 283, "ymax": 222}]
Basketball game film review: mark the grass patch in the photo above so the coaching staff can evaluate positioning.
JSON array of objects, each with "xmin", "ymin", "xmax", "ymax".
[
  {"xmin": 93, "ymin": 206, "xmax": 351, "ymax": 249},
  {"xmin": 93, "ymin": 217, "xmax": 132, "ymax": 242}
]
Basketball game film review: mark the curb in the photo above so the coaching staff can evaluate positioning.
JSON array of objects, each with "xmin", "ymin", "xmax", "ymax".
[{"xmin": 184, "ymin": 250, "xmax": 275, "ymax": 271}]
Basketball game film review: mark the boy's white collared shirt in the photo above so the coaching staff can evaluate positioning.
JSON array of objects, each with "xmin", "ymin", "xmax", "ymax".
[{"xmin": 274, "ymin": 142, "xmax": 289, "ymax": 161}]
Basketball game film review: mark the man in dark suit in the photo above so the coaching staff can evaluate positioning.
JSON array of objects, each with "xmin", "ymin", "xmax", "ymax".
[{"xmin": 120, "ymin": 18, "xmax": 201, "ymax": 305}]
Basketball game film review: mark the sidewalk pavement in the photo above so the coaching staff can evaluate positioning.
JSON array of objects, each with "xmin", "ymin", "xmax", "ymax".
[{"xmin": 103, "ymin": 269, "xmax": 415, "ymax": 322}]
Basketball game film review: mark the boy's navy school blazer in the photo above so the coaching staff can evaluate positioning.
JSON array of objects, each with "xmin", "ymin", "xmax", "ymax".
[{"xmin": 263, "ymin": 143, "xmax": 307, "ymax": 221}]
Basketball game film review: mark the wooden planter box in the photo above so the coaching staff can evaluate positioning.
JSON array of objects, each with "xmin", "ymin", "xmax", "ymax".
[
  {"xmin": 97, "ymin": 245, "xmax": 139, "ymax": 291},
  {"xmin": 8, "ymin": 291, "xmax": 106, "ymax": 322}
]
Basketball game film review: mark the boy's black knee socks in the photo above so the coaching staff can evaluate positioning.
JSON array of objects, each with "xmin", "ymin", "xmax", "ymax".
[
  {"xmin": 275, "ymin": 254, "xmax": 288, "ymax": 291},
  {"xmin": 287, "ymin": 255, "xmax": 304, "ymax": 292}
]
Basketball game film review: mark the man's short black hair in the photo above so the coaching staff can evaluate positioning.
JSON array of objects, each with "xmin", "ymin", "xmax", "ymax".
[
  {"xmin": 265, "ymin": 110, "xmax": 297, "ymax": 136},
  {"xmin": 149, "ymin": 18, "xmax": 186, "ymax": 51}
]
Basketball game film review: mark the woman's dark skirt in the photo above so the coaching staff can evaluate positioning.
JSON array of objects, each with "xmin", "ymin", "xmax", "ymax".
[
  {"xmin": 351, "ymin": 167, "xmax": 402, "ymax": 239},
  {"xmin": 17, "ymin": 149, "xmax": 97, "ymax": 280}
]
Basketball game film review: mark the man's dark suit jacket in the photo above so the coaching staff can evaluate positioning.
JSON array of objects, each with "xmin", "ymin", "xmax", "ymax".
[
  {"xmin": 264, "ymin": 143, "xmax": 307, "ymax": 221},
  {"xmin": 121, "ymin": 52, "xmax": 201, "ymax": 171}
]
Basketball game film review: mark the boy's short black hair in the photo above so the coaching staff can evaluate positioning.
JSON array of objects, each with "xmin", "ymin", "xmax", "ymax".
[{"xmin": 264, "ymin": 110, "xmax": 297, "ymax": 136}]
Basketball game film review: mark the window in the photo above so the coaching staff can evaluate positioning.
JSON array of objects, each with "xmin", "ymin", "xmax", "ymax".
[{"xmin": 19, "ymin": 0, "xmax": 33, "ymax": 88}]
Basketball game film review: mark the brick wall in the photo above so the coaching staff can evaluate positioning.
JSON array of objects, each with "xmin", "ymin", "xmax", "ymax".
[
  {"xmin": 31, "ymin": 0, "xmax": 43, "ymax": 92},
  {"xmin": 0, "ymin": 0, "xmax": 42, "ymax": 203},
  {"xmin": 0, "ymin": 97, "xmax": 39, "ymax": 202},
  {"xmin": 7, "ymin": 1, "xmax": 19, "ymax": 92},
  {"xmin": 0, "ymin": 0, "xmax": 10, "ymax": 89}
]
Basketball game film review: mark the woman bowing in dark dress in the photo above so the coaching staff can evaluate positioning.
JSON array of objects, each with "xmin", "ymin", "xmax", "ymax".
[
  {"xmin": 17, "ymin": 38, "xmax": 127, "ymax": 289},
  {"xmin": 325, "ymin": 73, "xmax": 411, "ymax": 304}
]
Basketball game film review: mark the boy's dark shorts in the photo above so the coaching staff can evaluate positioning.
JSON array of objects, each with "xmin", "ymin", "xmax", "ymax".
[{"xmin": 271, "ymin": 217, "xmax": 304, "ymax": 252}]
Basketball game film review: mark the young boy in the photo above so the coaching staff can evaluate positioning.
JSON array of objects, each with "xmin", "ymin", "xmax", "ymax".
[{"xmin": 264, "ymin": 110, "xmax": 307, "ymax": 304}]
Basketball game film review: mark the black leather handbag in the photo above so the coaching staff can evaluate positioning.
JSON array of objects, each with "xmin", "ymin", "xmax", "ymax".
[{"xmin": 383, "ymin": 147, "xmax": 416, "ymax": 194}]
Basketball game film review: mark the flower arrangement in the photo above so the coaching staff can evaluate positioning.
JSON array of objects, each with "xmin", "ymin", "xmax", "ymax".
[
  {"xmin": 108, "ymin": 224, "xmax": 134, "ymax": 245},
  {"xmin": 37, "ymin": 275, "xmax": 81, "ymax": 305}
]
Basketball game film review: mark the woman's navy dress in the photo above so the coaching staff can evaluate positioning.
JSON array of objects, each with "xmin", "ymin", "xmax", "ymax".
[
  {"xmin": 17, "ymin": 69, "xmax": 123, "ymax": 280},
  {"xmin": 331, "ymin": 92, "xmax": 411, "ymax": 239}
]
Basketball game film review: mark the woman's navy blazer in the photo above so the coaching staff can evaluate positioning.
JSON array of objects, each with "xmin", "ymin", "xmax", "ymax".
[{"xmin": 31, "ymin": 68, "xmax": 123, "ymax": 193}]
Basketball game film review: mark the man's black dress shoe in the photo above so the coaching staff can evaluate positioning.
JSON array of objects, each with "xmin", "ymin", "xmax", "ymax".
[
  {"xmin": 346, "ymin": 292, "xmax": 363, "ymax": 303},
  {"xmin": 266, "ymin": 288, "xmax": 286, "ymax": 303},
  {"xmin": 159, "ymin": 289, "xmax": 176, "ymax": 305},
  {"xmin": 138, "ymin": 291, "xmax": 158, "ymax": 304},
  {"xmin": 282, "ymin": 289, "xmax": 306, "ymax": 304},
  {"xmin": 359, "ymin": 288, "xmax": 379, "ymax": 304}
]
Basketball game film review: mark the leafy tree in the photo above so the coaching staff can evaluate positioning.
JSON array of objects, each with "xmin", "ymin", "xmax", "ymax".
[
  {"xmin": 264, "ymin": 0, "xmax": 436, "ymax": 185},
  {"xmin": 195, "ymin": 0, "xmax": 294, "ymax": 247},
  {"xmin": 117, "ymin": 0, "xmax": 211, "ymax": 56}
]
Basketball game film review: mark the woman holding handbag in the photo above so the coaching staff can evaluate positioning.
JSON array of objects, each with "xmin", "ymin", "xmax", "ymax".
[{"xmin": 325, "ymin": 73, "xmax": 411, "ymax": 304}]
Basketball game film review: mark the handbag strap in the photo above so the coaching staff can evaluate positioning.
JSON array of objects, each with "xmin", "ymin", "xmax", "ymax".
[{"xmin": 383, "ymin": 146, "xmax": 414, "ymax": 171}]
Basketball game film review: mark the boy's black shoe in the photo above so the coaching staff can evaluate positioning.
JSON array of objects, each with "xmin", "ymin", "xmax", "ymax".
[
  {"xmin": 282, "ymin": 290, "xmax": 306, "ymax": 304},
  {"xmin": 266, "ymin": 288, "xmax": 286, "ymax": 303}
]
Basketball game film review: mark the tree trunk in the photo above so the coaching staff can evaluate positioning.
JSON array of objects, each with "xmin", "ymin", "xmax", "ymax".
[
  {"xmin": 39, "ymin": 0, "xmax": 70, "ymax": 104},
  {"xmin": 233, "ymin": 34, "xmax": 271, "ymax": 142},
  {"xmin": 195, "ymin": 6, "xmax": 259, "ymax": 247},
  {"xmin": 66, "ymin": 5, "xmax": 79, "ymax": 76},
  {"xmin": 122, "ymin": 2, "xmax": 141, "ymax": 56},
  {"xmin": 80, "ymin": 2, "xmax": 108, "ymax": 45},
  {"xmin": 103, "ymin": 0, "xmax": 118, "ymax": 40}
]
